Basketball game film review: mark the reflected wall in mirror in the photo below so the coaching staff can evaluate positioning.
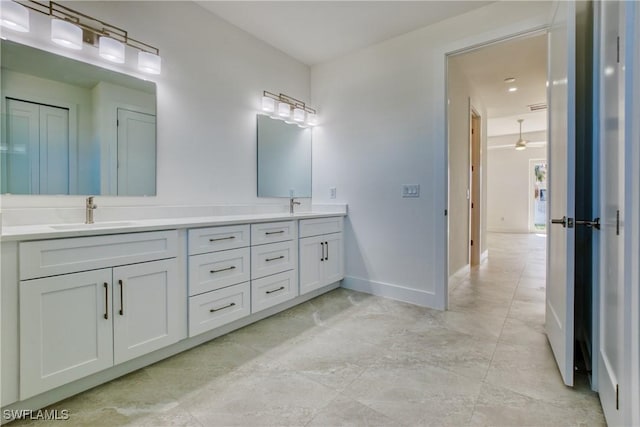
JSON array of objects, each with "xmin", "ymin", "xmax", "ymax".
[
  {"xmin": 257, "ymin": 115, "xmax": 311, "ymax": 198},
  {"xmin": 0, "ymin": 40, "xmax": 157, "ymax": 196}
]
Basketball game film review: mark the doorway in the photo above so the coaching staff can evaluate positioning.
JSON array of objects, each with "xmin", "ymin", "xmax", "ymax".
[{"xmin": 469, "ymin": 110, "xmax": 481, "ymax": 266}]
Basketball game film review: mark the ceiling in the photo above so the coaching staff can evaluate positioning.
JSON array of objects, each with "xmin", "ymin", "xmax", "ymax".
[
  {"xmin": 197, "ymin": 1, "xmax": 493, "ymax": 65},
  {"xmin": 449, "ymin": 32, "xmax": 548, "ymax": 135}
]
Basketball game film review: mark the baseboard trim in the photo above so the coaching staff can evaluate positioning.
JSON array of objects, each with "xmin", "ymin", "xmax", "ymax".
[{"xmin": 342, "ymin": 276, "xmax": 439, "ymax": 308}]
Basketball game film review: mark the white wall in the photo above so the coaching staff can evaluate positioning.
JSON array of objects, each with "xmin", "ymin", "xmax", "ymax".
[
  {"xmin": 486, "ymin": 135, "xmax": 546, "ymax": 233},
  {"xmin": 0, "ymin": 1, "xmax": 310, "ymax": 209},
  {"xmin": 311, "ymin": 1, "xmax": 551, "ymax": 308}
]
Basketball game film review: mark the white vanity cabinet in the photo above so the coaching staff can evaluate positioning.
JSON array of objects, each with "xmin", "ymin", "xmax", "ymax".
[
  {"xmin": 299, "ymin": 217, "xmax": 344, "ymax": 295},
  {"xmin": 18, "ymin": 231, "xmax": 182, "ymax": 399}
]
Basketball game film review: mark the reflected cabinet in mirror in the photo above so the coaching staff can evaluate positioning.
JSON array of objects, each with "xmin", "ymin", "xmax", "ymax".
[
  {"xmin": 257, "ymin": 115, "xmax": 311, "ymax": 198},
  {"xmin": 1, "ymin": 40, "xmax": 157, "ymax": 196}
]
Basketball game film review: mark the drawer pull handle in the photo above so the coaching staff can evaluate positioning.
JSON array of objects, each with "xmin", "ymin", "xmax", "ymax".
[
  {"xmin": 265, "ymin": 255, "xmax": 285, "ymax": 262},
  {"xmin": 320, "ymin": 242, "xmax": 325, "ymax": 261},
  {"xmin": 119, "ymin": 279, "xmax": 124, "ymax": 316},
  {"xmin": 266, "ymin": 286, "xmax": 285, "ymax": 294},
  {"xmin": 325, "ymin": 241, "xmax": 329, "ymax": 261},
  {"xmin": 265, "ymin": 230, "xmax": 285, "ymax": 235},
  {"xmin": 210, "ymin": 302, "xmax": 236, "ymax": 313},
  {"xmin": 103, "ymin": 283, "xmax": 109, "ymax": 320},
  {"xmin": 209, "ymin": 236, "xmax": 235, "ymax": 242},
  {"xmin": 210, "ymin": 266, "xmax": 236, "ymax": 274}
]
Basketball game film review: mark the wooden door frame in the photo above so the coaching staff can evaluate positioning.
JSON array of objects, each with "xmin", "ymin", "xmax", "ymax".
[{"xmin": 469, "ymin": 108, "xmax": 481, "ymax": 266}]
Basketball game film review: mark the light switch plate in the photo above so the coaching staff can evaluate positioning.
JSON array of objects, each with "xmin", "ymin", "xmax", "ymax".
[
  {"xmin": 329, "ymin": 187, "xmax": 337, "ymax": 199},
  {"xmin": 402, "ymin": 184, "xmax": 420, "ymax": 198}
]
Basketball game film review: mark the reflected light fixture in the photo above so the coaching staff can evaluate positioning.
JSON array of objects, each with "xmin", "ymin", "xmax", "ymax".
[
  {"xmin": 99, "ymin": 36, "xmax": 125, "ymax": 63},
  {"xmin": 15, "ymin": 1, "xmax": 161, "ymax": 73},
  {"xmin": 515, "ymin": 119, "xmax": 527, "ymax": 151},
  {"xmin": 51, "ymin": 19, "xmax": 82, "ymax": 50},
  {"xmin": 262, "ymin": 91, "xmax": 317, "ymax": 127},
  {"xmin": 508, "ymin": 87, "xmax": 518, "ymax": 93},
  {"xmin": 0, "ymin": 0, "xmax": 30, "ymax": 32}
]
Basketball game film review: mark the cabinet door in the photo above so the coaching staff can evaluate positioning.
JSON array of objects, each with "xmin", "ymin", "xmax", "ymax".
[
  {"xmin": 323, "ymin": 233, "xmax": 344, "ymax": 285},
  {"xmin": 299, "ymin": 235, "xmax": 325, "ymax": 295},
  {"xmin": 113, "ymin": 259, "xmax": 181, "ymax": 364},
  {"xmin": 20, "ymin": 269, "xmax": 113, "ymax": 399}
]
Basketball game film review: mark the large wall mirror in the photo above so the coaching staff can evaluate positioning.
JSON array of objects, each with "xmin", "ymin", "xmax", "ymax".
[
  {"xmin": 257, "ymin": 115, "xmax": 311, "ymax": 198},
  {"xmin": 1, "ymin": 40, "xmax": 157, "ymax": 196}
]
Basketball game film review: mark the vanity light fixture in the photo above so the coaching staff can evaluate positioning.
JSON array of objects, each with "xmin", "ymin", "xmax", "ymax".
[
  {"xmin": 262, "ymin": 91, "xmax": 317, "ymax": 127},
  {"xmin": 13, "ymin": 1, "xmax": 161, "ymax": 73},
  {"xmin": 51, "ymin": 18, "xmax": 82, "ymax": 49},
  {"xmin": 99, "ymin": 36, "xmax": 125, "ymax": 63},
  {"xmin": 515, "ymin": 119, "xmax": 527, "ymax": 151},
  {"xmin": 0, "ymin": 0, "xmax": 30, "ymax": 32}
]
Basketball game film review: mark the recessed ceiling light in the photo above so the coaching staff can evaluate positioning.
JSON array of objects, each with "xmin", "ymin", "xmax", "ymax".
[
  {"xmin": 504, "ymin": 77, "xmax": 516, "ymax": 83},
  {"xmin": 508, "ymin": 87, "xmax": 518, "ymax": 93}
]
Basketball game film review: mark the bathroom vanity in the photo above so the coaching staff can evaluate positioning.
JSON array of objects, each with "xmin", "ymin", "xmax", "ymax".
[{"xmin": 0, "ymin": 211, "xmax": 345, "ymax": 415}]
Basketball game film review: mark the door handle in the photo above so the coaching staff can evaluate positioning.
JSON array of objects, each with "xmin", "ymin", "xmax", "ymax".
[
  {"xmin": 325, "ymin": 241, "xmax": 329, "ymax": 261},
  {"xmin": 575, "ymin": 217, "xmax": 600, "ymax": 230},
  {"xmin": 551, "ymin": 216, "xmax": 574, "ymax": 228},
  {"xmin": 103, "ymin": 283, "xmax": 109, "ymax": 320},
  {"xmin": 320, "ymin": 242, "xmax": 325, "ymax": 261},
  {"xmin": 118, "ymin": 279, "xmax": 124, "ymax": 316}
]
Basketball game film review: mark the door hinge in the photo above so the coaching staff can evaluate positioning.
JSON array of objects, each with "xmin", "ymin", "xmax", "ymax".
[
  {"xmin": 471, "ymin": 202, "xmax": 474, "ymax": 209},
  {"xmin": 616, "ymin": 210, "xmax": 620, "ymax": 235},
  {"xmin": 470, "ymin": 239, "xmax": 474, "ymax": 246},
  {"xmin": 616, "ymin": 36, "xmax": 620, "ymax": 63},
  {"xmin": 471, "ymin": 165, "xmax": 474, "ymax": 172},
  {"xmin": 616, "ymin": 384, "xmax": 619, "ymax": 410},
  {"xmin": 445, "ymin": 209, "xmax": 448, "ymax": 216},
  {"xmin": 117, "ymin": 119, "xmax": 119, "ymax": 127}
]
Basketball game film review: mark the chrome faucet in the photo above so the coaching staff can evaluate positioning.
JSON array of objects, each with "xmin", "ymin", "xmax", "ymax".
[
  {"xmin": 85, "ymin": 196, "xmax": 97, "ymax": 224},
  {"xmin": 289, "ymin": 197, "xmax": 301, "ymax": 214}
]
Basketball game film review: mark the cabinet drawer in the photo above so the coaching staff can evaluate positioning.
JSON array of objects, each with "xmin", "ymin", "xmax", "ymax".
[
  {"xmin": 188, "ymin": 224, "xmax": 249, "ymax": 255},
  {"xmin": 20, "ymin": 231, "xmax": 178, "ymax": 280},
  {"xmin": 251, "ymin": 240, "xmax": 297, "ymax": 279},
  {"xmin": 188, "ymin": 248, "xmax": 250, "ymax": 296},
  {"xmin": 299, "ymin": 217, "xmax": 343, "ymax": 238},
  {"xmin": 251, "ymin": 221, "xmax": 296, "ymax": 245},
  {"xmin": 251, "ymin": 270, "xmax": 299, "ymax": 314},
  {"xmin": 188, "ymin": 282, "xmax": 250, "ymax": 337}
]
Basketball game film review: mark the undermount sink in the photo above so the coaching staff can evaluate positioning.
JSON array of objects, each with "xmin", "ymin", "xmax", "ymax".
[{"xmin": 50, "ymin": 221, "xmax": 137, "ymax": 230}]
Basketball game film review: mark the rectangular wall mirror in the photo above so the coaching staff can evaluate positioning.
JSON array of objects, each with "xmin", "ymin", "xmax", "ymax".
[
  {"xmin": 257, "ymin": 115, "xmax": 311, "ymax": 198},
  {"xmin": 1, "ymin": 39, "xmax": 157, "ymax": 196}
]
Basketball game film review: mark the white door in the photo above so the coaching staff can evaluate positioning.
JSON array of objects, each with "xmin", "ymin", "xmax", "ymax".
[
  {"xmin": 546, "ymin": 0, "xmax": 577, "ymax": 387},
  {"xmin": 117, "ymin": 109, "xmax": 156, "ymax": 196},
  {"xmin": 113, "ymin": 259, "xmax": 181, "ymax": 365},
  {"xmin": 597, "ymin": 1, "xmax": 625, "ymax": 424},
  {"xmin": 299, "ymin": 235, "xmax": 325, "ymax": 295},
  {"xmin": 39, "ymin": 104, "xmax": 70, "ymax": 194},
  {"xmin": 323, "ymin": 233, "xmax": 344, "ymax": 285},
  {"xmin": 4, "ymin": 99, "xmax": 39, "ymax": 194},
  {"xmin": 19, "ymin": 269, "xmax": 114, "ymax": 399}
]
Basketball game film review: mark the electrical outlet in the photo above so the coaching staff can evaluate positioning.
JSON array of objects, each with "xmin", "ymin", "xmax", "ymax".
[
  {"xmin": 402, "ymin": 184, "xmax": 420, "ymax": 198},
  {"xmin": 329, "ymin": 187, "xmax": 337, "ymax": 199}
]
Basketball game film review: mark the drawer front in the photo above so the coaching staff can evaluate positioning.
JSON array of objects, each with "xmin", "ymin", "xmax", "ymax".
[
  {"xmin": 188, "ymin": 224, "xmax": 250, "ymax": 255},
  {"xmin": 251, "ymin": 240, "xmax": 297, "ymax": 279},
  {"xmin": 19, "ymin": 231, "xmax": 178, "ymax": 280},
  {"xmin": 188, "ymin": 248, "xmax": 250, "ymax": 296},
  {"xmin": 251, "ymin": 221, "xmax": 296, "ymax": 245},
  {"xmin": 299, "ymin": 217, "xmax": 344, "ymax": 238},
  {"xmin": 251, "ymin": 270, "xmax": 299, "ymax": 314},
  {"xmin": 188, "ymin": 282, "xmax": 250, "ymax": 337}
]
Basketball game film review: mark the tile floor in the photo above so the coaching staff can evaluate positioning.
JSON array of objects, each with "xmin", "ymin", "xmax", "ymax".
[{"xmin": 10, "ymin": 233, "xmax": 605, "ymax": 426}]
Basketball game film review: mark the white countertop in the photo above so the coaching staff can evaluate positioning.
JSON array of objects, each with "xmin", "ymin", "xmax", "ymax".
[{"xmin": 1, "ymin": 211, "xmax": 346, "ymax": 241}]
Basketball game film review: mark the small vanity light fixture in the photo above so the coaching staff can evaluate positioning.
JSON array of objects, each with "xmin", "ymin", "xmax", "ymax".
[
  {"xmin": 515, "ymin": 119, "xmax": 527, "ymax": 151},
  {"xmin": 14, "ymin": 1, "xmax": 161, "ymax": 73},
  {"xmin": 138, "ymin": 51, "xmax": 161, "ymax": 74},
  {"xmin": 262, "ymin": 91, "xmax": 317, "ymax": 127},
  {"xmin": 51, "ymin": 19, "xmax": 82, "ymax": 50},
  {"xmin": 0, "ymin": 0, "xmax": 30, "ymax": 32},
  {"xmin": 99, "ymin": 36, "xmax": 125, "ymax": 63}
]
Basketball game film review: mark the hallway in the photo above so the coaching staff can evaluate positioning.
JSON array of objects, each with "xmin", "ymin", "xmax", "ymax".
[{"xmin": 10, "ymin": 234, "xmax": 605, "ymax": 426}]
